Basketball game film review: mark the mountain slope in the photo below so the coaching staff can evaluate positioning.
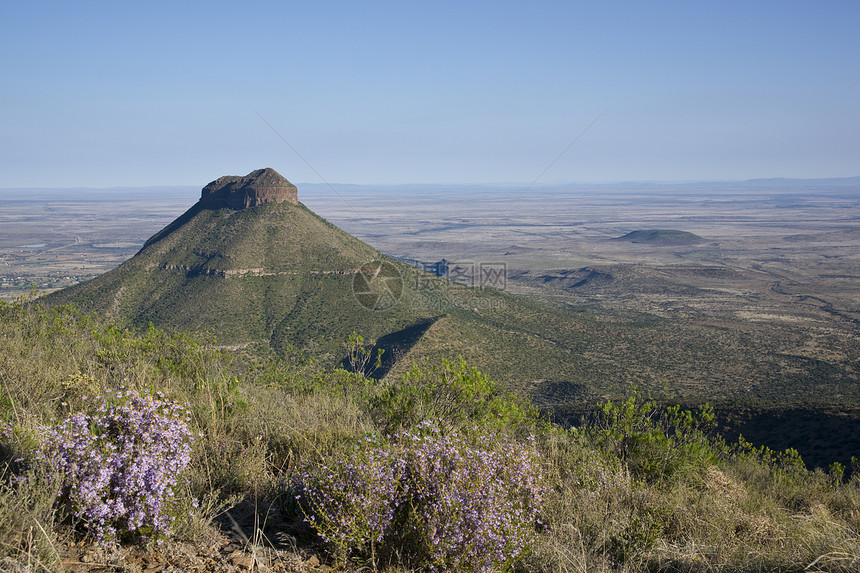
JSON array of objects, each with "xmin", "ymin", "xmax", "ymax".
[
  {"xmin": 40, "ymin": 170, "xmax": 610, "ymax": 391},
  {"xmin": 43, "ymin": 170, "xmax": 436, "ymax": 360}
]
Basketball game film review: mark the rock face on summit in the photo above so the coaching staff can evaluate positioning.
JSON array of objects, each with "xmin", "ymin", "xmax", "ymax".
[{"xmin": 200, "ymin": 168, "xmax": 298, "ymax": 209}]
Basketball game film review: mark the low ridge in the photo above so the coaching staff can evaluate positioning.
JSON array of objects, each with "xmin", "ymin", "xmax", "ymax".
[{"xmin": 613, "ymin": 229, "xmax": 704, "ymax": 245}]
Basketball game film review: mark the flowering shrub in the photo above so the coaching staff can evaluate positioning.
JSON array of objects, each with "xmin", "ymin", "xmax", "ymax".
[
  {"xmin": 293, "ymin": 435, "xmax": 404, "ymax": 561},
  {"xmin": 36, "ymin": 388, "xmax": 196, "ymax": 544},
  {"xmin": 292, "ymin": 421, "xmax": 545, "ymax": 571},
  {"xmin": 401, "ymin": 422, "xmax": 545, "ymax": 571}
]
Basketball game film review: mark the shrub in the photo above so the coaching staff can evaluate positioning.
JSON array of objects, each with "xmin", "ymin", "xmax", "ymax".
[
  {"xmin": 400, "ymin": 421, "xmax": 546, "ymax": 572},
  {"xmin": 592, "ymin": 389, "xmax": 717, "ymax": 484},
  {"xmin": 342, "ymin": 331, "xmax": 384, "ymax": 378},
  {"xmin": 372, "ymin": 358, "xmax": 538, "ymax": 434},
  {"xmin": 292, "ymin": 433, "xmax": 403, "ymax": 563},
  {"xmin": 35, "ymin": 388, "xmax": 196, "ymax": 544},
  {"xmin": 291, "ymin": 421, "xmax": 545, "ymax": 571}
]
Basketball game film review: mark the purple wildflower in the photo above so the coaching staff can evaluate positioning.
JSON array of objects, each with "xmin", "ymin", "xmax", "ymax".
[{"xmin": 36, "ymin": 388, "xmax": 196, "ymax": 545}]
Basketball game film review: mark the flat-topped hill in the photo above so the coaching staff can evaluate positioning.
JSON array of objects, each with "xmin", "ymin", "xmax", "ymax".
[
  {"xmin": 43, "ymin": 170, "xmax": 392, "ymax": 350},
  {"xmin": 41, "ymin": 169, "xmax": 642, "ymax": 389},
  {"xmin": 613, "ymin": 229, "xmax": 704, "ymax": 245}
]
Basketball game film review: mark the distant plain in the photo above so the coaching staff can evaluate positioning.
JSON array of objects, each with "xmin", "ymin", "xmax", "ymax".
[
  {"xmin": 2, "ymin": 179, "xmax": 859, "ymax": 466},
  {"xmin": 312, "ymin": 181, "xmax": 860, "ymax": 358},
  {"xmin": 3, "ymin": 180, "xmax": 859, "ymax": 389},
  {"xmin": 310, "ymin": 180, "xmax": 860, "ymax": 467}
]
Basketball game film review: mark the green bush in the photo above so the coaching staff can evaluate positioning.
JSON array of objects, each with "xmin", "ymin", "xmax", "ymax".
[
  {"xmin": 371, "ymin": 357, "xmax": 539, "ymax": 434},
  {"xmin": 591, "ymin": 389, "xmax": 718, "ymax": 484}
]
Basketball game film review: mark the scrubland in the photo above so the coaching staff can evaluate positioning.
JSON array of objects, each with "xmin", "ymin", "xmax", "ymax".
[{"xmin": 2, "ymin": 300, "xmax": 859, "ymax": 572}]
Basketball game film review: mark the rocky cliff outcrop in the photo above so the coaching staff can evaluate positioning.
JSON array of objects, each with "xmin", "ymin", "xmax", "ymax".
[{"xmin": 200, "ymin": 168, "xmax": 297, "ymax": 209}]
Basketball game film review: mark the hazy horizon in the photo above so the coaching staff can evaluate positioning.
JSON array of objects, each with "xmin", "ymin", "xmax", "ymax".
[{"xmin": 2, "ymin": 174, "xmax": 860, "ymax": 194}]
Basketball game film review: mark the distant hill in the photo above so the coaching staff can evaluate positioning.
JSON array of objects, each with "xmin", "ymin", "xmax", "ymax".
[{"xmin": 613, "ymin": 229, "xmax": 704, "ymax": 245}]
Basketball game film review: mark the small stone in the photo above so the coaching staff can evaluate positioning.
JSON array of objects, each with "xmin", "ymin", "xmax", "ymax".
[
  {"xmin": 305, "ymin": 554, "xmax": 320, "ymax": 568},
  {"xmin": 231, "ymin": 555, "xmax": 255, "ymax": 570}
]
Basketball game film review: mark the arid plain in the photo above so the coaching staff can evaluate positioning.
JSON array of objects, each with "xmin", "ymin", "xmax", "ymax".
[
  {"xmin": 307, "ymin": 181, "xmax": 860, "ymax": 392},
  {"xmin": 3, "ymin": 181, "xmax": 859, "ymax": 390},
  {"xmin": 2, "ymin": 180, "xmax": 859, "ymax": 467}
]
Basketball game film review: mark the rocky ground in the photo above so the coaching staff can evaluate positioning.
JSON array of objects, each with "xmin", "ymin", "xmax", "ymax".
[
  {"xmin": 3, "ymin": 534, "xmax": 324, "ymax": 573},
  {"xmin": 3, "ymin": 502, "xmax": 331, "ymax": 573}
]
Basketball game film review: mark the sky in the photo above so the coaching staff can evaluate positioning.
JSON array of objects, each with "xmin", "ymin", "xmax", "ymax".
[{"xmin": 2, "ymin": 1, "xmax": 859, "ymax": 188}]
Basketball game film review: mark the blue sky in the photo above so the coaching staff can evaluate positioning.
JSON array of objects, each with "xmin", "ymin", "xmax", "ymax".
[{"xmin": 2, "ymin": 1, "xmax": 858, "ymax": 187}]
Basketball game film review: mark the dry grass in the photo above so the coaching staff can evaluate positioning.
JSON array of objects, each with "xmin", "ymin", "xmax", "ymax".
[{"xmin": 2, "ymin": 300, "xmax": 860, "ymax": 571}]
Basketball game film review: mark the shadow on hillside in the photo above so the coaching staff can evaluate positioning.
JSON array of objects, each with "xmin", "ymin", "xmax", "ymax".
[
  {"xmin": 339, "ymin": 317, "xmax": 440, "ymax": 378},
  {"xmin": 543, "ymin": 399, "xmax": 860, "ymax": 472},
  {"xmin": 716, "ymin": 406, "xmax": 860, "ymax": 471}
]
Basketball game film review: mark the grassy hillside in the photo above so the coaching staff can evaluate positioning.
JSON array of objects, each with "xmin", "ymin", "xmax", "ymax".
[
  {"xmin": 2, "ymin": 301, "xmax": 859, "ymax": 571},
  {"xmin": 42, "ymin": 200, "xmax": 435, "ymax": 359}
]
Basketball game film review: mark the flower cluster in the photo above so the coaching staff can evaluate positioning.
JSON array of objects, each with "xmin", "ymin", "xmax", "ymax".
[
  {"xmin": 403, "ymin": 422, "xmax": 545, "ymax": 571},
  {"xmin": 293, "ymin": 434, "xmax": 404, "ymax": 560},
  {"xmin": 292, "ymin": 421, "xmax": 545, "ymax": 571},
  {"xmin": 36, "ymin": 388, "xmax": 196, "ymax": 544},
  {"xmin": 0, "ymin": 420, "xmax": 12, "ymax": 442}
]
